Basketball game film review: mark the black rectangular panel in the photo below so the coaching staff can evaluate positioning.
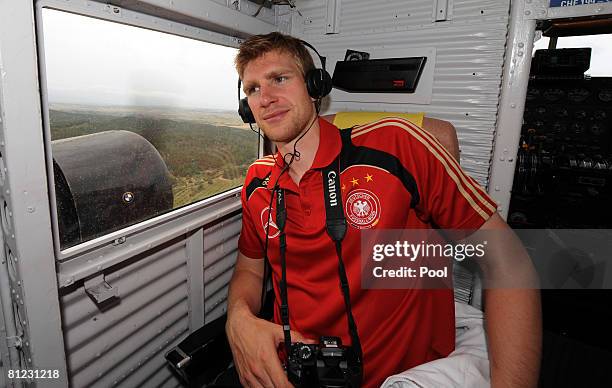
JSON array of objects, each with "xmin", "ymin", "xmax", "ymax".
[{"xmin": 332, "ymin": 57, "xmax": 427, "ymax": 93}]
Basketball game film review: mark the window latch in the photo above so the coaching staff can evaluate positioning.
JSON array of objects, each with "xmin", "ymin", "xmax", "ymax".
[{"xmin": 85, "ymin": 274, "xmax": 119, "ymax": 304}]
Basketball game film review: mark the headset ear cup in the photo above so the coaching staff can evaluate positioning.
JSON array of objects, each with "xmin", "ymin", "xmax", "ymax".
[
  {"xmin": 320, "ymin": 69, "xmax": 333, "ymax": 98},
  {"xmin": 238, "ymin": 97, "xmax": 255, "ymax": 124},
  {"xmin": 306, "ymin": 69, "xmax": 333, "ymax": 99}
]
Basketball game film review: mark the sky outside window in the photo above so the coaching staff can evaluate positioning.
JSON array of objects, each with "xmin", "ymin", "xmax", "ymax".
[{"xmin": 42, "ymin": 8, "xmax": 238, "ymax": 110}]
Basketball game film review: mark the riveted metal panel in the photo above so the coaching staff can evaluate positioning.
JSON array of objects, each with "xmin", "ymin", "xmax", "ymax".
[
  {"xmin": 0, "ymin": 1, "xmax": 69, "ymax": 385},
  {"xmin": 101, "ymin": 0, "xmax": 277, "ymax": 37},
  {"xmin": 203, "ymin": 213, "xmax": 242, "ymax": 323},
  {"xmin": 0, "ymin": 66, "xmax": 17, "ymax": 388},
  {"xmin": 59, "ymin": 239, "xmax": 189, "ymax": 387},
  {"xmin": 293, "ymin": 0, "xmax": 512, "ymax": 186},
  {"xmin": 0, "ymin": 229, "xmax": 19, "ymax": 388}
]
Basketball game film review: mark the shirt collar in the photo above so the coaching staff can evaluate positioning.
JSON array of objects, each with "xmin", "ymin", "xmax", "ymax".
[
  {"xmin": 266, "ymin": 117, "xmax": 341, "ymax": 190},
  {"xmin": 311, "ymin": 117, "xmax": 342, "ymax": 169}
]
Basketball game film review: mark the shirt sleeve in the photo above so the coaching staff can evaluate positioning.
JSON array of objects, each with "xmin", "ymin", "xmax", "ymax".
[
  {"xmin": 238, "ymin": 170, "xmax": 265, "ymax": 259},
  {"xmin": 401, "ymin": 123, "xmax": 498, "ymax": 229}
]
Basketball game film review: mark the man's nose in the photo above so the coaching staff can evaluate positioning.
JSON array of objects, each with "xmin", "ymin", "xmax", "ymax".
[{"xmin": 259, "ymin": 84, "xmax": 277, "ymax": 107}]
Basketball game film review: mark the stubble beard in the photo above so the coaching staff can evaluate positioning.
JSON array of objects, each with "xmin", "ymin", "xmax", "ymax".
[{"xmin": 261, "ymin": 109, "xmax": 315, "ymax": 145}]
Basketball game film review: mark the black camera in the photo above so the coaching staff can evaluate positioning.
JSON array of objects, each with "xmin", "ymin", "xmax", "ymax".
[{"xmin": 286, "ymin": 336, "xmax": 362, "ymax": 388}]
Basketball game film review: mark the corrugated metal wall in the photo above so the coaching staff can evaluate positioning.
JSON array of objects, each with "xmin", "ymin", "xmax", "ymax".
[
  {"xmin": 60, "ymin": 239, "xmax": 190, "ymax": 388},
  {"xmin": 204, "ymin": 214, "xmax": 241, "ymax": 324},
  {"xmin": 292, "ymin": 0, "xmax": 511, "ymax": 185},
  {"xmin": 58, "ymin": 211, "xmax": 241, "ymax": 388}
]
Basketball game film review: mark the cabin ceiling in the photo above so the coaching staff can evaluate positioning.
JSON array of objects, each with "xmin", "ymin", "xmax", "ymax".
[{"xmin": 100, "ymin": 0, "xmax": 277, "ymax": 37}]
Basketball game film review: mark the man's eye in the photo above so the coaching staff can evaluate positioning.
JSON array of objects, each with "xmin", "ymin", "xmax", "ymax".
[
  {"xmin": 246, "ymin": 86, "xmax": 259, "ymax": 96},
  {"xmin": 275, "ymin": 76, "xmax": 287, "ymax": 83}
]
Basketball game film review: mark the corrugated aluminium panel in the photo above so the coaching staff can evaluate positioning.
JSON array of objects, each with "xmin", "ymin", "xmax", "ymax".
[
  {"xmin": 203, "ymin": 214, "xmax": 242, "ymax": 323},
  {"xmin": 295, "ymin": 0, "xmax": 511, "ymax": 186},
  {"xmin": 205, "ymin": 271, "xmax": 234, "ymax": 321},
  {"xmin": 113, "ymin": 325, "xmax": 184, "ymax": 388},
  {"xmin": 60, "ymin": 240, "xmax": 189, "ymax": 387}
]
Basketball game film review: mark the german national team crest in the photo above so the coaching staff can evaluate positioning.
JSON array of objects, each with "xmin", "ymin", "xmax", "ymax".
[{"xmin": 345, "ymin": 189, "xmax": 381, "ymax": 229}]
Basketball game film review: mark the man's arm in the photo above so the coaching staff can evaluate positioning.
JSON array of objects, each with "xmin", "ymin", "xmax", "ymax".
[
  {"xmin": 477, "ymin": 213, "xmax": 542, "ymax": 388},
  {"xmin": 226, "ymin": 252, "xmax": 312, "ymax": 388},
  {"xmin": 226, "ymin": 252, "xmax": 288, "ymax": 388},
  {"xmin": 227, "ymin": 252, "xmax": 265, "ymax": 320},
  {"xmin": 421, "ymin": 117, "xmax": 460, "ymax": 162}
]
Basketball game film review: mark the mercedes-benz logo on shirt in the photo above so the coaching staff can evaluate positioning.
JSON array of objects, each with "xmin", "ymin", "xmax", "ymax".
[{"xmin": 260, "ymin": 207, "xmax": 280, "ymax": 238}]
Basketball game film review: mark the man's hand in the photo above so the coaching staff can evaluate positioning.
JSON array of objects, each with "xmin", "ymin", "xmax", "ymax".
[
  {"xmin": 226, "ymin": 308, "xmax": 314, "ymax": 388},
  {"xmin": 226, "ymin": 252, "xmax": 316, "ymax": 387}
]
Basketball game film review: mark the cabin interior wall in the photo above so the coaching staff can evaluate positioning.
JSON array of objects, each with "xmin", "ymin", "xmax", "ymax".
[
  {"xmin": 288, "ymin": 0, "xmax": 512, "ymax": 187},
  {"xmin": 58, "ymin": 238, "xmax": 192, "ymax": 388},
  {"xmin": 55, "ymin": 210, "xmax": 241, "ymax": 387},
  {"xmin": 203, "ymin": 214, "xmax": 242, "ymax": 325},
  {"xmin": 0, "ymin": 1, "xmax": 71, "ymax": 386}
]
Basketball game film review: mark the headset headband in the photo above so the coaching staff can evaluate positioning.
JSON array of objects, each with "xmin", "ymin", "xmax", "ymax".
[{"xmin": 300, "ymin": 40, "xmax": 327, "ymax": 70}]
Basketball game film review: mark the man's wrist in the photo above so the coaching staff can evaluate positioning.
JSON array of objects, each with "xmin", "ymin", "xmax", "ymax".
[{"xmin": 227, "ymin": 300, "xmax": 257, "ymax": 324}]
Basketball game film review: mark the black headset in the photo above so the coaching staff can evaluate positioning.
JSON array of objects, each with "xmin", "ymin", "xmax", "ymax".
[{"xmin": 237, "ymin": 40, "xmax": 332, "ymax": 124}]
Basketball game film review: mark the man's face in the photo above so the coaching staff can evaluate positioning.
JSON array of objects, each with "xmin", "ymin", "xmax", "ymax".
[{"xmin": 241, "ymin": 50, "xmax": 316, "ymax": 144}]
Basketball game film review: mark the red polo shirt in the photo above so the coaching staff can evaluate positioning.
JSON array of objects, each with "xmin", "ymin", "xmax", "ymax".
[{"xmin": 238, "ymin": 117, "xmax": 497, "ymax": 388}]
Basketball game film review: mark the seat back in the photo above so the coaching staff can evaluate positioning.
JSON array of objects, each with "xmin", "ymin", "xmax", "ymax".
[
  {"xmin": 323, "ymin": 112, "xmax": 459, "ymax": 161},
  {"xmin": 332, "ymin": 111, "xmax": 424, "ymax": 128}
]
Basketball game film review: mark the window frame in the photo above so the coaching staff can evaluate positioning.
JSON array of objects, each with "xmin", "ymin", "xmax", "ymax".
[{"xmin": 35, "ymin": 0, "xmax": 262, "ymax": 261}]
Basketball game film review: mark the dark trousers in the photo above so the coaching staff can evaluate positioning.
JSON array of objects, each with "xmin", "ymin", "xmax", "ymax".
[{"xmin": 207, "ymin": 366, "xmax": 241, "ymax": 387}]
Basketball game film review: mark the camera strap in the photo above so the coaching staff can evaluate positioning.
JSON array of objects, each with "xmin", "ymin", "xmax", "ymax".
[
  {"xmin": 275, "ymin": 187, "xmax": 293, "ymax": 352},
  {"xmin": 322, "ymin": 157, "xmax": 363, "ymax": 368},
  {"xmin": 275, "ymin": 151, "xmax": 363, "ymax": 375}
]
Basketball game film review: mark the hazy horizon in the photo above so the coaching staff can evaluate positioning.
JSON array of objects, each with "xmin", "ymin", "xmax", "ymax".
[{"xmin": 49, "ymin": 102, "xmax": 238, "ymax": 113}]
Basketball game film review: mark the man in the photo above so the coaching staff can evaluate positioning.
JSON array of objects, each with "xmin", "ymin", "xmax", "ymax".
[{"xmin": 226, "ymin": 32, "xmax": 541, "ymax": 388}]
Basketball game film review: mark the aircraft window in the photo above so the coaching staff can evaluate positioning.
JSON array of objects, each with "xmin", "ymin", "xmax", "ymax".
[
  {"xmin": 40, "ymin": 8, "xmax": 258, "ymax": 250},
  {"xmin": 533, "ymin": 34, "xmax": 612, "ymax": 76}
]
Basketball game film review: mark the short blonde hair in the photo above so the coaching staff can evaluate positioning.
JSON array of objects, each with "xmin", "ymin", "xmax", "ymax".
[{"xmin": 235, "ymin": 32, "xmax": 315, "ymax": 80}]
